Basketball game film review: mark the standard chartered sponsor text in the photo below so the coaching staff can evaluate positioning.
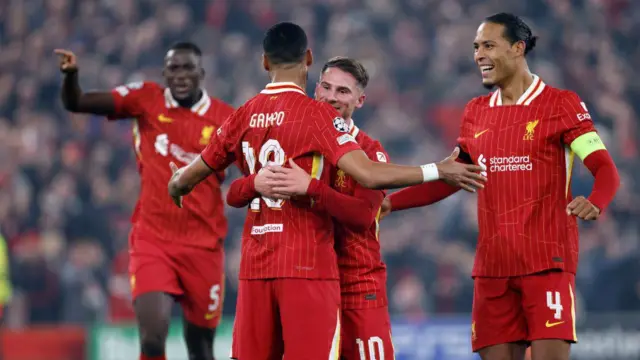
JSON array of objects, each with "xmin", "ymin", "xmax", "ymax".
[{"xmin": 489, "ymin": 155, "xmax": 533, "ymax": 172}]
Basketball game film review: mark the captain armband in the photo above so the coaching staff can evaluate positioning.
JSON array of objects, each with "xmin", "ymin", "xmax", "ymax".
[{"xmin": 570, "ymin": 132, "xmax": 606, "ymax": 160}]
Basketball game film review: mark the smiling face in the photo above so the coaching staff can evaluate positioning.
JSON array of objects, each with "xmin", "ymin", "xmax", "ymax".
[
  {"xmin": 473, "ymin": 22, "xmax": 524, "ymax": 89},
  {"xmin": 314, "ymin": 66, "xmax": 365, "ymax": 120},
  {"xmin": 163, "ymin": 49, "xmax": 204, "ymax": 100}
]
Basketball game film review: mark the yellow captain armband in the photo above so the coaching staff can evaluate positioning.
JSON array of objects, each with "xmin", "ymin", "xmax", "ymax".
[{"xmin": 570, "ymin": 132, "xmax": 606, "ymax": 160}]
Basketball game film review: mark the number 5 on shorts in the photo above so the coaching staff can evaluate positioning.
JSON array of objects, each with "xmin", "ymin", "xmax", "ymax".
[
  {"xmin": 356, "ymin": 337, "xmax": 384, "ymax": 360},
  {"xmin": 546, "ymin": 291, "xmax": 563, "ymax": 320},
  {"xmin": 209, "ymin": 284, "xmax": 221, "ymax": 312}
]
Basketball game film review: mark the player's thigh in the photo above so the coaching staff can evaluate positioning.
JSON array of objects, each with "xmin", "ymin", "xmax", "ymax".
[
  {"xmin": 277, "ymin": 279, "xmax": 341, "ymax": 360},
  {"xmin": 530, "ymin": 339, "xmax": 570, "ymax": 360},
  {"xmin": 341, "ymin": 307, "xmax": 394, "ymax": 360},
  {"xmin": 232, "ymin": 279, "xmax": 283, "ymax": 360},
  {"xmin": 175, "ymin": 247, "xmax": 225, "ymax": 328},
  {"xmin": 472, "ymin": 277, "xmax": 527, "ymax": 352},
  {"xmin": 129, "ymin": 234, "xmax": 182, "ymax": 299},
  {"xmin": 521, "ymin": 271, "xmax": 577, "ymax": 345}
]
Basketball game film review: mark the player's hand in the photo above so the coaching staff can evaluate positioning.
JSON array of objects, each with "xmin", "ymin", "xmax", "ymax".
[
  {"xmin": 265, "ymin": 159, "xmax": 312, "ymax": 197},
  {"xmin": 54, "ymin": 49, "xmax": 78, "ymax": 73},
  {"xmin": 254, "ymin": 167, "xmax": 290, "ymax": 200},
  {"xmin": 436, "ymin": 147, "xmax": 487, "ymax": 192},
  {"xmin": 168, "ymin": 162, "xmax": 184, "ymax": 208},
  {"xmin": 566, "ymin": 196, "xmax": 600, "ymax": 220},
  {"xmin": 380, "ymin": 197, "xmax": 392, "ymax": 220}
]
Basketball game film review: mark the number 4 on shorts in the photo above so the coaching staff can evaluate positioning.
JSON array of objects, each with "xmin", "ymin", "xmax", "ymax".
[{"xmin": 546, "ymin": 291, "xmax": 563, "ymax": 320}]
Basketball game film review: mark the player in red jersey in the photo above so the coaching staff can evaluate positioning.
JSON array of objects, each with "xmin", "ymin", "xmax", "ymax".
[
  {"xmin": 56, "ymin": 42, "xmax": 234, "ymax": 360},
  {"xmin": 226, "ymin": 57, "xmax": 395, "ymax": 360},
  {"xmin": 380, "ymin": 13, "xmax": 620, "ymax": 360},
  {"xmin": 168, "ymin": 23, "xmax": 484, "ymax": 360}
]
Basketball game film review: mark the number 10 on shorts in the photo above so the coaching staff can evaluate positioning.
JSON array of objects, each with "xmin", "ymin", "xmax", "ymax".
[
  {"xmin": 546, "ymin": 291, "xmax": 562, "ymax": 320},
  {"xmin": 356, "ymin": 337, "xmax": 384, "ymax": 360}
]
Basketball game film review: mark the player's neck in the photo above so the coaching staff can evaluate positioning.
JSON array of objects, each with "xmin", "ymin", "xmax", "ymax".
[
  {"xmin": 270, "ymin": 70, "xmax": 307, "ymax": 92},
  {"xmin": 498, "ymin": 69, "xmax": 533, "ymax": 105},
  {"xmin": 177, "ymin": 89, "xmax": 203, "ymax": 108}
]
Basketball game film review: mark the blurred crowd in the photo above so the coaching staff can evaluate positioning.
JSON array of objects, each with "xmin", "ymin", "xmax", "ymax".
[{"xmin": 1, "ymin": 0, "xmax": 639, "ymax": 327}]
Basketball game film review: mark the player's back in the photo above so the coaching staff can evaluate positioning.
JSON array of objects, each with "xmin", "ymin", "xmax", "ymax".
[
  {"xmin": 109, "ymin": 81, "xmax": 234, "ymax": 249},
  {"xmin": 230, "ymin": 82, "xmax": 356, "ymax": 279},
  {"xmin": 458, "ymin": 77, "xmax": 597, "ymax": 277},
  {"xmin": 332, "ymin": 126, "xmax": 388, "ymax": 309}
]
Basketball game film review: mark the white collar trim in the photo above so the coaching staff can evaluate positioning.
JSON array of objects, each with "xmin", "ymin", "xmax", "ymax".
[
  {"xmin": 489, "ymin": 74, "xmax": 546, "ymax": 107},
  {"xmin": 164, "ymin": 88, "xmax": 211, "ymax": 116}
]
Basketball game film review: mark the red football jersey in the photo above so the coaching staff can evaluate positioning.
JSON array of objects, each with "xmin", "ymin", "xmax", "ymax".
[
  {"xmin": 200, "ymin": 82, "xmax": 363, "ymax": 279},
  {"xmin": 109, "ymin": 81, "xmax": 234, "ymax": 250},
  {"xmin": 331, "ymin": 125, "xmax": 389, "ymax": 309},
  {"xmin": 457, "ymin": 75, "xmax": 597, "ymax": 277}
]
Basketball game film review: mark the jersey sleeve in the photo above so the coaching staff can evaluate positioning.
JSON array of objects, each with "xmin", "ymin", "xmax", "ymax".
[
  {"xmin": 200, "ymin": 110, "xmax": 241, "ymax": 171},
  {"xmin": 455, "ymin": 100, "xmax": 475, "ymax": 164},
  {"xmin": 107, "ymin": 81, "xmax": 155, "ymax": 120},
  {"xmin": 310, "ymin": 102, "xmax": 363, "ymax": 166},
  {"xmin": 560, "ymin": 91, "xmax": 606, "ymax": 161},
  {"xmin": 363, "ymin": 139, "xmax": 391, "ymax": 194}
]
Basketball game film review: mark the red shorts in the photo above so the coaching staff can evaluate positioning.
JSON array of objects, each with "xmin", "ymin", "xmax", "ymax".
[
  {"xmin": 340, "ymin": 306, "xmax": 394, "ymax": 360},
  {"xmin": 471, "ymin": 270, "xmax": 577, "ymax": 352},
  {"xmin": 230, "ymin": 279, "xmax": 341, "ymax": 360},
  {"xmin": 129, "ymin": 230, "xmax": 224, "ymax": 328}
]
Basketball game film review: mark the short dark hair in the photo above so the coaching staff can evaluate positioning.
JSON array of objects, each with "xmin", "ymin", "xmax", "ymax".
[
  {"xmin": 263, "ymin": 22, "xmax": 308, "ymax": 65},
  {"xmin": 321, "ymin": 57, "xmax": 369, "ymax": 89},
  {"xmin": 169, "ymin": 42, "xmax": 202, "ymax": 56},
  {"xmin": 485, "ymin": 13, "xmax": 537, "ymax": 55}
]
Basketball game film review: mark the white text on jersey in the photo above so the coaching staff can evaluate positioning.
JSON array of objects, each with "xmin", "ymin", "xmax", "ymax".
[{"xmin": 249, "ymin": 112, "xmax": 285, "ymax": 128}]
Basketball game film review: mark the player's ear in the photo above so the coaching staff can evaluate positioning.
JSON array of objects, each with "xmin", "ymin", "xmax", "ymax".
[
  {"xmin": 199, "ymin": 68, "xmax": 205, "ymax": 79},
  {"xmin": 513, "ymin": 40, "xmax": 526, "ymax": 57},
  {"xmin": 356, "ymin": 93, "xmax": 366, "ymax": 109},
  {"xmin": 305, "ymin": 49, "xmax": 313, "ymax": 67},
  {"xmin": 262, "ymin": 54, "xmax": 270, "ymax": 71}
]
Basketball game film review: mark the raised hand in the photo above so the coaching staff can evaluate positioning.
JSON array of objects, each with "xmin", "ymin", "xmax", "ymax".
[
  {"xmin": 566, "ymin": 196, "xmax": 600, "ymax": 220},
  {"xmin": 265, "ymin": 159, "xmax": 313, "ymax": 197},
  {"xmin": 436, "ymin": 147, "xmax": 487, "ymax": 192},
  {"xmin": 254, "ymin": 167, "xmax": 291, "ymax": 200},
  {"xmin": 54, "ymin": 49, "xmax": 78, "ymax": 73}
]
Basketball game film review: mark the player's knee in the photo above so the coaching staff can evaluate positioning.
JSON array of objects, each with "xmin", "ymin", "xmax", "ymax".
[
  {"xmin": 140, "ymin": 332, "xmax": 166, "ymax": 357},
  {"xmin": 184, "ymin": 321, "xmax": 215, "ymax": 360}
]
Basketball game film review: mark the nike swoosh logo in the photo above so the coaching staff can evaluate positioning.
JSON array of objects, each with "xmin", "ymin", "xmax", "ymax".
[
  {"xmin": 204, "ymin": 313, "xmax": 215, "ymax": 320},
  {"xmin": 545, "ymin": 320, "xmax": 565, "ymax": 328},
  {"xmin": 158, "ymin": 114, "xmax": 173, "ymax": 123},
  {"xmin": 474, "ymin": 129, "xmax": 489, "ymax": 138}
]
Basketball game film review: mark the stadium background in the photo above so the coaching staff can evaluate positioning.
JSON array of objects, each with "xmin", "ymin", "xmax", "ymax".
[{"xmin": 0, "ymin": 0, "xmax": 639, "ymax": 359}]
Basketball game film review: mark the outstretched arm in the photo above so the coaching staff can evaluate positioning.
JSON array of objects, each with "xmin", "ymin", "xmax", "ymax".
[
  {"xmin": 268, "ymin": 147, "xmax": 486, "ymax": 194},
  {"xmin": 168, "ymin": 158, "xmax": 215, "ymax": 207},
  {"xmin": 335, "ymin": 147, "xmax": 484, "ymax": 191},
  {"xmin": 56, "ymin": 49, "xmax": 117, "ymax": 114}
]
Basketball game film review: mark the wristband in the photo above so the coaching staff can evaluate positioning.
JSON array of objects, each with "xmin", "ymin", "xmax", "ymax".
[{"xmin": 420, "ymin": 163, "xmax": 439, "ymax": 183}]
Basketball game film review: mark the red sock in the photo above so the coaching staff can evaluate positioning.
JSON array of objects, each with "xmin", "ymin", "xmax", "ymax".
[{"xmin": 140, "ymin": 355, "xmax": 166, "ymax": 360}]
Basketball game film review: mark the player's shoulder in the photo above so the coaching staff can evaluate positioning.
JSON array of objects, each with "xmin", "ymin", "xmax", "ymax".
[
  {"xmin": 205, "ymin": 96, "xmax": 235, "ymax": 119},
  {"xmin": 356, "ymin": 128, "xmax": 389, "ymax": 162},
  {"xmin": 113, "ymin": 81, "xmax": 162, "ymax": 97},
  {"xmin": 464, "ymin": 94, "xmax": 492, "ymax": 113},
  {"xmin": 208, "ymin": 96, "xmax": 234, "ymax": 111}
]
